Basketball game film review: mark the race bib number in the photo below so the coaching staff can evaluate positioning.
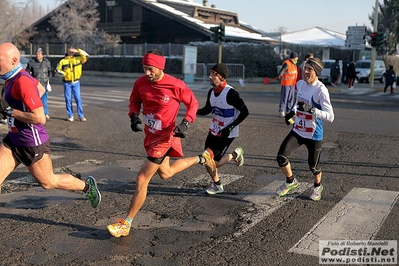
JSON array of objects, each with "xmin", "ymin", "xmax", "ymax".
[
  {"xmin": 294, "ymin": 111, "xmax": 314, "ymax": 133},
  {"xmin": 7, "ymin": 117, "xmax": 18, "ymax": 133},
  {"xmin": 210, "ymin": 117, "xmax": 224, "ymax": 135},
  {"xmin": 144, "ymin": 114, "xmax": 162, "ymax": 131}
]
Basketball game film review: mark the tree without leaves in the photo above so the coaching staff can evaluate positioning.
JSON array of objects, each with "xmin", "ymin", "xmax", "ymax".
[
  {"xmin": 49, "ymin": 0, "xmax": 120, "ymax": 48},
  {"xmin": 2, "ymin": 0, "xmax": 40, "ymax": 48},
  {"xmin": 0, "ymin": 0, "xmax": 15, "ymax": 42},
  {"xmin": 273, "ymin": 26, "xmax": 287, "ymax": 34}
]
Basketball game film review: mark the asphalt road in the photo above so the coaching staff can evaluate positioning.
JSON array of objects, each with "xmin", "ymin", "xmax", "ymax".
[{"xmin": 0, "ymin": 77, "xmax": 398, "ymax": 266}]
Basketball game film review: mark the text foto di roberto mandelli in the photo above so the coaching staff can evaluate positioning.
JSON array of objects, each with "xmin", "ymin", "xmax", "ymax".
[
  {"xmin": 326, "ymin": 240, "xmax": 393, "ymax": 246},
  {"xmin": 319, "ymin": 240, "xmax": 397, "ymax": 265}
]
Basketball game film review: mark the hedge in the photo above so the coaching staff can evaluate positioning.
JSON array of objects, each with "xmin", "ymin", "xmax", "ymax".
[{"xmin": 47, "ymin": 42, "xmax": 360, "ymax": 78}]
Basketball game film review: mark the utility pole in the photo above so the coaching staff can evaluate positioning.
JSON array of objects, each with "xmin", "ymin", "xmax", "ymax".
[
  {"xmin": 370, "ymin": 0, "xmax": 379, "ymax": 88},
  {"xmin": 217, "ymin": 23, "xmax": 225, "ymax": 63},
  {"xmin": 218, "ymin": 42, "xmax": 222, "ymax": 64}
]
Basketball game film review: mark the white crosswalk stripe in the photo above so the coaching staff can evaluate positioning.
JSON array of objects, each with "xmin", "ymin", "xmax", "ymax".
[
  {"xmin": 46, "ymin": 90, "xmax": 130, "ymax": 108},
  {"xmin": 289, "ymin": 188, "xmax": 399, "ymax": 257},
  {"xmin": 227, "ymin": 175, "xmax": 399, "ymax": 259}
]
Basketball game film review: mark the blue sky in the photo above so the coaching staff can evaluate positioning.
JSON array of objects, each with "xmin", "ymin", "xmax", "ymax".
[
  {"xmin": 39, "ymin": 0, "xmax": 378, "ymax": 34},
  {"xmin": 198, "ymin": 0, "xmax": 377, "ymax": 33}
]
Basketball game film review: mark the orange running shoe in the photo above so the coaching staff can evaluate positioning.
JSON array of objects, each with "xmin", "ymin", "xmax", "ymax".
[
  {"xmin": 201, "ymin": 148, "xmax": 216, "ymax": 172},
  {"xmin": 106, "ymin": 219, "xmax": 130, "ymax": 238}
]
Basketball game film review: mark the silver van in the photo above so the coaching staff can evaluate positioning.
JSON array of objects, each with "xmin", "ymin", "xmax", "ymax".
[{"xmin": 355, "ymin": 60, "xmax": 386, "ymax": 83}]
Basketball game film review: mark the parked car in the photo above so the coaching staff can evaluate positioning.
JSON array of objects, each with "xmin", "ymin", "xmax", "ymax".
[
  {"xmin": 355, "ymin": 59, "xmax": 386, "ymax": 83},
  {"xmin": 318, "ymin": 59, "xmax": 343, "ymax": 84}
]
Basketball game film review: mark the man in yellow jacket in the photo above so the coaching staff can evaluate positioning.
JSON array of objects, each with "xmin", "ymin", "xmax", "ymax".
[{"xmin": 56, "ymin": 47, "xmax": 89, "ymax": 122}]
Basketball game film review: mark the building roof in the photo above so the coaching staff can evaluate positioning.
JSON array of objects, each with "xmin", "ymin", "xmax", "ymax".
[
  {"xmin": 29, "ymin": 0, "xmax": 276, "ymax": 44},
  {"xmin": 281, "ymin": 26, "xmax": 346, "ymax": 46},
  {"xmin": 144, "ymin": 0, "xmax": 275, "ymax": 42},
  {"xmin": 30, "ymin": 0, "xmax": 348, "ymax": 46}
]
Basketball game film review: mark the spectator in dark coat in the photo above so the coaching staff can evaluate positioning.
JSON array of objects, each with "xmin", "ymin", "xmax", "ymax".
[
  {"xmin": 384, "ymin": 65, "xmax": 396, "ymax": 93},
  {"xmin": 341, "ymin": 57, "xmax": 350, "ymax": 84},
  {"xmin": 26, "ymin": 48, "xmax": 52, "ymax": 120},
  {"xmin": 330, "ymin": 59, "xmax": 340, "ymax": 87},
  {"xmin": 347, "ymin": 62, "xmax": 356, "ymax": 90}
]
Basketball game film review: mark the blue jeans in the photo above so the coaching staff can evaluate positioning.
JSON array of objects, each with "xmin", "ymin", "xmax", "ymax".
[
  {"xmin": 41, "ymin": 90, "xmax": 49, "ymax": 116},
  {"xmin": 63, "ymin": 81, "xmax": 84, "ymax": 118},
  {"xmin": 279, "ymin": 85, "xmax": 295, "ymax": 113}
]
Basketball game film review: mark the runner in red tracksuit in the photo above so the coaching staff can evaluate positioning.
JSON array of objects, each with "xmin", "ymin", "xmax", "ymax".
[
  {"xmin": 130, "ymin": 73, "xmax": 197, "ymax": 158},
  {"xmin": 107, "ymin": 49, "xmax": 217, "ymax": 238}
]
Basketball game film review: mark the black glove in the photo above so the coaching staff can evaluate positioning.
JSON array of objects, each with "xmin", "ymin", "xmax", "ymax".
[
  {"xmin": 173, "ymin": 118, "xmax": 189, "ymax": 138},
  {"xmin": 297, "ymin": 101, "xmax": 315, "ymax": 114},
  {"xmin": 130, "ymin": 113, "xmax": 142, "ymax": 132},
  {"xmin": 219, "ymin": 124, "xmax": 235, "ymax": 138},
  {"xmin": 284, "ymin": 111, "xmax": 295, "ymax": 125},
  {"xmin": 0, "ymin": 98, "xmax": 12, "ymax": 118}
]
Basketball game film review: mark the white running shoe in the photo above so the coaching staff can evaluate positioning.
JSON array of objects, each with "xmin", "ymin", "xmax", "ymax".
[
  {"xmin": 309, "ymin": 185, "xmax": 324, "ymax": 201},
  {"xmin": 234, "ymin": 146, "xmax": 244, "ymax": 167},
  {"xmin": 276, "ymin": 178, "xmax": 299, "ymax": 197},
  {"xmin": 206, "ymin": 183, "xmax": 224, "ymax": 195}
]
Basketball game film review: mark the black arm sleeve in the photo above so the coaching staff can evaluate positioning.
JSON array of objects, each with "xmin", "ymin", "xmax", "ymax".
[
  {"xmin": 278, "ymin": 63, "xmax": 288, "ymax": 76},
  {"xmin": 47, "ymin": 60, "xmax": 52, "ymax": 78},
  {"xmin": 197, "ymin": 89, "xmax": 213, "ymax": 116},
  {"xmin": 226, "ymin": 89, "xmax": 249, "ymax": 127}
]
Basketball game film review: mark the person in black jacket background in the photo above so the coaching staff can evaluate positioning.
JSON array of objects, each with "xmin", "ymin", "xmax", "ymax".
[
  {"xmin": 384, "ymin": 65, "xmax": 396, "ymax": 93},
  {"xmin": 330, "ymin": 59, "xmax": 341, "ymax": 87},
  {"xmin": 26, "ymin": 48, "xmax": 52, "ymax": 120},
  {"xmin": 346, "ymin": 62, "xmax": 356, "ymax": 90}
]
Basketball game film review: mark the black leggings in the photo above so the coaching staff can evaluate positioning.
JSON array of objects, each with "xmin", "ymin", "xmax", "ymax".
[
  {"xmin": 277, "ymin": 130, "xmax": 322, "ymax": 175},
  {"xmin": 204, "ymin": 132, "xmax": 235, "ymax": 162}
]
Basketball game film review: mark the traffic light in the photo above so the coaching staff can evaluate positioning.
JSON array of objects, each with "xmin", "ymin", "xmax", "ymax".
[
  {"xmin": 370, "ymin": 32, "xmax": 377, "ymax": 47},
  {"xmin": 376, "ymin": 31, "xmax": 386, "ymax": 49},
  {"xmin": 210, "ymin": 26, "xmax": 219, "ymax": 43},
  {"xmin": 218, "ymin": 23, "xmax": 225, "ymax": 42},
  {"xmin": 210, "ymin": 23, "xmax": 225, "ymax": 43}
]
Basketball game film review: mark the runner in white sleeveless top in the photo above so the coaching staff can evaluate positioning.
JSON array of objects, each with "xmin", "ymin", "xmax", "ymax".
[{"xmin": 197, "ymin": 63, "xmax": 249, "ymax": 195}]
